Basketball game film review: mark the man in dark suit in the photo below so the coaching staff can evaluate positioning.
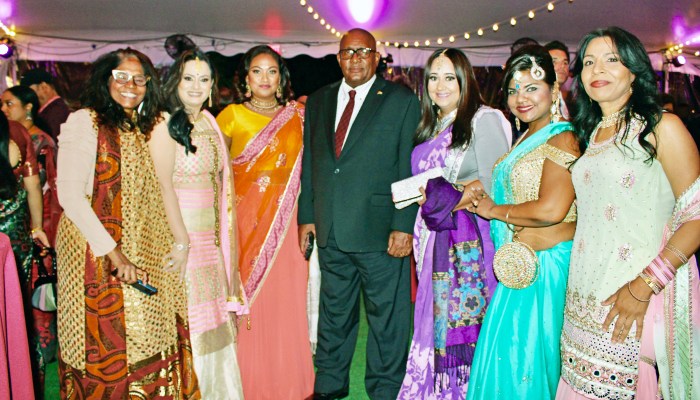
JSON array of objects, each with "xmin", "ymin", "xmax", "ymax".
[{"xmin": 298, "ymin": 28, "xmax": 420, "ymax": 400}]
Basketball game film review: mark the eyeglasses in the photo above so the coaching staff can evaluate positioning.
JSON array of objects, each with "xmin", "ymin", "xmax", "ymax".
[
  {"xmin": 111, "ymin": 70, "xmax": 150, "ymax": 87},
  {"xmin": 338, "ymin": 48, "xmax": 375, "ymax": 60}
]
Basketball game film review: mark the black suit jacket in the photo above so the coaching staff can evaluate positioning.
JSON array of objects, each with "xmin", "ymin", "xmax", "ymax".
[{"xmin": 298, "ymin": 77, "xmax": 420, "ymax": 252}]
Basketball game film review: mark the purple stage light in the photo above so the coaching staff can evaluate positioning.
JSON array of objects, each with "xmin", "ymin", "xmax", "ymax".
[
  {"xmin": 348, "ymin": 0, "xmax": 375, "ymax": 24},
  {"xmin": 0, "ymin": 1, "xmax": 12, "ymax": 20},
  {"xmin": 336, "ymin": 0, "xmax": 387, "ymax": 30}
]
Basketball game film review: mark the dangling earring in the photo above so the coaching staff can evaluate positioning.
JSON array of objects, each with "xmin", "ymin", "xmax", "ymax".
[
  {"xmin": 25, "ymin": 111, "xmax": 32, "ymax": 121},
  {"xmin": 208, "ymin": 89, "xmax": 213, "ymax": 108},
  {"xmin": 550, "ymin": 102, "xmax": 562, "ymax": 123},
  {"xmin": 515, "ymin": 117, "xmax": 521, "ymax": 131},
  {"xmin": 276, "ymin": 86, "xmax": 282, "ymax": 99},
  {"xmin": 629, "ymin": 85, "xmax": 633, "ymax": 95},
  {"xmin": 550, "ymin": 84, "xmax": 562, "ymax": 123},
  {"xmin": 245, "ymin": 84, "xmax": 252, "ymax": 98}
]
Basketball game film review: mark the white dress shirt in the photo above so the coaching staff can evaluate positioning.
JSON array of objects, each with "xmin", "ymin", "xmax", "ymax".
[{"xmin": 334, "ymin": 75, "xmax": 377, "ymax": 150}]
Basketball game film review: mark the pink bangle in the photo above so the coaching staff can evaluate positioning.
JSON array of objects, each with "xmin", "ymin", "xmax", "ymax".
[{"xmin": 643, "ymin": 255, "xmax": 677, "ymax": 291}]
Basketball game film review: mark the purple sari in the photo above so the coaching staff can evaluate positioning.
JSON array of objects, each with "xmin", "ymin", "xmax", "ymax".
[{"xmin": 398, "ymin": 124, "xmax": 497, "ymax": 399}]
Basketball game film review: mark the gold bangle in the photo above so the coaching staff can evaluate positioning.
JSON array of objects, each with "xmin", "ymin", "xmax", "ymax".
[
  {"xmin": 504, "ymin": 205, "xmax": 522, "ymax": 234},
  {"xmin": 627, "ymin": 281, "xmax": 651, "ymax": 302},
  {"xmin": 505, "ymin": 205, "xmax": 515, "ymax": 225},
  {"xmin": 31, "ymin": 227, "xmax": 44, "ymax": 234},
  {"xmin": 638, "ymin": 272, "xmax": 662, "ymax": 295}
]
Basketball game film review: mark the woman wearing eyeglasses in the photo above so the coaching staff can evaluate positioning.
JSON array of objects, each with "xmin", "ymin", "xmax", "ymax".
[
  {"xmin": 216, "ymin": 45, "xmax": 314, "ymax": 400},
  {"xmin": 55, "ymin": 48, "xmax": 199, "ymax": 397}
]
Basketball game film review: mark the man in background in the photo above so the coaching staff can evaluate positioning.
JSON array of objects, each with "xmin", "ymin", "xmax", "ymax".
[
  {"xmin": 21, "ymin": 69, "xmax": 71, "ymax": 141},
  {"xmin": 545, "ymin": 40, "xmax": 573, "ymax": 119}
]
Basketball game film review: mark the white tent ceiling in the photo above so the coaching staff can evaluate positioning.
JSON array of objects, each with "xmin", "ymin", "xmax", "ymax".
[{"xmin": 9, "ymin": 0, "xmax": 700, "ymax": 69}]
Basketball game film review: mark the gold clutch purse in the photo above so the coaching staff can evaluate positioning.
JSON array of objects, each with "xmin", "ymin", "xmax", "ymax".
[{"xmin": 493, "ymin": 225, "xmax": 539, "ymax": 289}]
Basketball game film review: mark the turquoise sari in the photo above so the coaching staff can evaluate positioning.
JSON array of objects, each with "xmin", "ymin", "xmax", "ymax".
[{"xmin": 467, "ymin": 122, "xmax": 574, "ymax": 400}]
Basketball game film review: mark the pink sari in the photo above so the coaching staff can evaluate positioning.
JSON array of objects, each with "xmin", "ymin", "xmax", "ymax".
[
  {"xmin": 0, "ymin": 232, "xmax": 34, "ymax": 399},
  {"xmin": 638, "ymin": 176, "xmax": 700, "ymax": 399},
  {"xmin": 232, "ymin": 102, "xmax": 304, "ymax": 304}
]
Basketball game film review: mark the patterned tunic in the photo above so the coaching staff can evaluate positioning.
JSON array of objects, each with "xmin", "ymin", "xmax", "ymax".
[{"xmin": 560, "ymin": 117, "xmax": 675, "ymax": 399}]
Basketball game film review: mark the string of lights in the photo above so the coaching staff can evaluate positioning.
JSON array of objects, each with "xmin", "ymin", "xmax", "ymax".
[
  {"xmin": 298, "ymin": 0, "xmax": 343, "ymax": 39},
  {"xmin": 298, "ymin": 0, "xmax": 576, "ymax": 48},
  {"xmin": 380, "ymin": 0, "xmax": 576, "ymax": 48},
  {"xmin": 666, "ymin": 36, "xmax": 700, "ymax": 59}
]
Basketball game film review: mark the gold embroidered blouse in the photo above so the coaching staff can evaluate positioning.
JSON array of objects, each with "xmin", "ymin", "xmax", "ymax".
[{"xmin": 510, "ymin": 143, "xmax": 577, "ymax": 222}]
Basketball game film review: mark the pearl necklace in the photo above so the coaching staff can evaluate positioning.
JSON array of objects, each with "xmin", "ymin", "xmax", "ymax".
[
  {"xmin": 250, "ymin": 97, "xmax": 279, "ymax": 111},
  {"xmin": 600, "ymin": 109, "xmax": 625, "ymax": 129}
]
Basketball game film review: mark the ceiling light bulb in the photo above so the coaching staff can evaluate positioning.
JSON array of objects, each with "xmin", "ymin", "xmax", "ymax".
[
  {"xmin": 528, "ymin": 10, "xmax": 535, "ymax": 19},
  {"xmin": 510, "ymin": 18, "xmax": 517, "ymax": 26}
]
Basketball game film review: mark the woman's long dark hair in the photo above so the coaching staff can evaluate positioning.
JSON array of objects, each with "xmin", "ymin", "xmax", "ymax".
[
  {"xmin": 5, "ymin": 85, "xmax": 52, "ymax": 134},
  {"xmin": 415, "ymin": 48, "xmax": 484, "ymax": 148},
  {"xmin": 0, "ymin": 113, "xmax": 17, "ymax": 199},
  {"xmin": 502, "ymin": 45, "xmax": 557, "ymax": 108},
  {"xmin": 163, "ymin": 49, "xmax": 219, "ymax": 154},
  {"xmin": 572, "ymin": 27, "xmax": 661, "ymax": 160},
  {"xmin": 80, "ymin": 48, "xmax": 164, "ymax": 138},
  {"xmin": 233, "ymin": 45, "xmax": 293, "ymax": 104}
]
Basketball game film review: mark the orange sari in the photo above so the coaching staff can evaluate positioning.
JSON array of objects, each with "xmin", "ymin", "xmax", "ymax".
[{"xmin": 230, "ymin": 102, "xmax": 304, "ymax": 303}]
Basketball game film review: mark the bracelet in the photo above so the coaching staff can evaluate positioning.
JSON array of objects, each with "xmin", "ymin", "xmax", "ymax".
[
  {"xmin": 627, "ymin": 281, "xmax": 651, "ymax": 302},
  {"xmin": 451, "ymin": 183, "xmax": 465, "ymax": 193},
  {"xmin": 31, "ymin": 227, "xmax": 44, "ymax": 234},
  {"xmin": 504, "ymin": 205, "xmax": 523, "ymax": 233},
  {"xmin": 173, "ymin": 242, "xmax": 191, "ymax": 251},
  {"xmin": 505, "ymin": 205, "xmax": 515, "ymax": 226},
  {"xmin": 664, "ymin": 243, "xmax": 689, "ymax": 265},
  {"xmin": 638, "ymin": 271, "xmax": 662, "ymax": 295}
]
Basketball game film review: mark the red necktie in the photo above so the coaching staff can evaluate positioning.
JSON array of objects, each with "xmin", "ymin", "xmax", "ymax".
[{"xmin": 335, "ymin": 89, "xmax": 356, "ymax": 158}]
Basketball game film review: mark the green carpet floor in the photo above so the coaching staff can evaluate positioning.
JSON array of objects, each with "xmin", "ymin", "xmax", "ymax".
[{"xmin": 44, "ymin": 301, "xmax": 374, "ymax": 399}]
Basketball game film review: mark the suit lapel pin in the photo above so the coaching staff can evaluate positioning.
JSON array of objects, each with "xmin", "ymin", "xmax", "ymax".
[{"xmin": 377, "ymin": 90, "xmax": 383, "ymax": 95}]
